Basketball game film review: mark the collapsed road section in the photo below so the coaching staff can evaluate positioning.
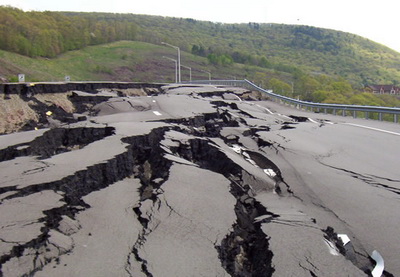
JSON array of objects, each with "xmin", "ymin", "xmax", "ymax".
[{"xmin": 0, "ymin": 83, "xmax": 397, "ymax": 276}]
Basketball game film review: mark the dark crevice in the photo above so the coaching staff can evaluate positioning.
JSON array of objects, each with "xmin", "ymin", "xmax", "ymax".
[
  {"xmin": 322, "ymin": 226, "xmax": 381, "ymax": 275},
  {"xmin": 210, "ymin": 101, "xmax": 256, "ymax": 119},
  {"xmin": 168, "ymin": 137, "xmax": 276, "ymax": 276},
  {"xmin": 323, "ymin": 227, "xmax": 348, "ymax": 257},
  {"xmin": 245, "ymin": 150, "xmax": 292, "ymax": 195},
  {"xmin": 367, "ymin": 174, "xmax": 400, "ymax": 183},
  {"xmin": 0, "ymin": 106, "xmax": 281, "ymax": 275},
  {"xmin": 0, "ymin": 126, "xmax": 171, "ymax": 276},
  {"xmin": 194, "ymin": 91, "xmax": 228, "ymax": 98},
  {"xmin": 0, "ymin": 127, "xmax": 115, "ymax": 162},
  {"xmin": 121, "ymin": 128, "xmax": 173, "ymax": 277},
  {"xmin": 280, "ymin": 124, "xmax": 296, "ymax": 130},
  {"xmin": 320, "ymin": 162, "xmax": 400, "ymax": 196},
  {"xmin": 159, "ymin": 110, "xmax": 240, "ymax": 138},
  {"xmin": 255, "ymin": 135, "xmax": 286, "ymax": 154},
  {"xmin": 68, "ymin": 91, "xmax": 112, "ymax": 115},
  {"xmin": 0, "ymin": 143, "xmax": 30, "ymax": 162},
  {"xmin": 298, "ymin": 261, "xmax": 318, "ymax": 277},
  {"xmin": 242, "ymin": 126, "xmax": 270, "ymax": 137},
  {"xmin": 18, "ymin": 96, "xmax": 77, "ymax": 132},
  {"xmin": 289, "ymin": 115, "xmax": 309, "ymax": 122},
  {"xmin": 131, "ymin": 247, "xmax": 153, "ymax": 277}
]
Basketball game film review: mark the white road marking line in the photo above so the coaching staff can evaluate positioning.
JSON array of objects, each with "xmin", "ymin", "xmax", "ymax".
[
  {"xmin": 278, "ymin": 114, "xmax": 292, "ymax": 120},
  {"xmin": 323, "ymin": 239, "xmax": 340, "ymax": 256},
  {"xmin": 255, "ymin": 104, "xmax": 302, "ymax": 121},
  {"xmin": 371, "ymin": 250, "xmax": 384, "ymax": 277},
  {"xmin": 256, "ymin": 104, "xmax": 274, "ymax": 114},
  {"xmin": 232, "ymin": 95, "xmax": 242, "ymax": 101},
  {"xmin": 263, "ymin": 169, "xmax": 277, "ymax": 178},
  {"xmin": 231, "ymin": 144, "xmax": 243, "ymax": 154},
  {"xmin": 337, "ymin": 234, "xmax": 351, "ymax": 246},
  {"xmin": 308, "ymin": 118, "xmax": 319, "ymax": 124},
  {"xmin": 264, "ymin": 108, "xmax": 274, "ymax": 115},
  {"xmin": 153, "ymin": 111, "xmax": 162, "ymax": 116},
  {"xmin": 344, "ymin": 123, "xmax": 400, "ymax": 136}
]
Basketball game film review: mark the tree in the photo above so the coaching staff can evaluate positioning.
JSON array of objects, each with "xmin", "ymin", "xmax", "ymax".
[{"xmin": 268, "ymin": 78, "xmax": 292, "ymax": 97}]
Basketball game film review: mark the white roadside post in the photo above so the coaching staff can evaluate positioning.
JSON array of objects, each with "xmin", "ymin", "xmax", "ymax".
[
  {"xmin": 161, "ymin": 42, "xmax": 181, "ymax": 83},
  {"xmin": 18, "ymin": 74, "xmax": 25, "ymax": 83}
]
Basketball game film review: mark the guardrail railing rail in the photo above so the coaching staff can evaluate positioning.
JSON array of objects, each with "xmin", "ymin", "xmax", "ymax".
[{"xmin": 188, "ymin": 79, "xmax": 400, "ymax": 123}]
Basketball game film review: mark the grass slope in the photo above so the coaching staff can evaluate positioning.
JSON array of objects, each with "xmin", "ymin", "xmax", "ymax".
[{"xmin": 0, "ymin": 40, "xmax": 285, "ymax": 83}]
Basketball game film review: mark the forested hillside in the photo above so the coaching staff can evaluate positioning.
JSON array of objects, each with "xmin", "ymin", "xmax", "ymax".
[
  {"xmin": 1, "ymin": 6, "xmax": 400, "ymax": 109},
  {"xmin": 2, "ymin": 6, "xmax": 400, "ymax": 86},
  {"xmin": 129, "ymin": 15, "xmax": 400, "ymax": 86},
  {"xmin": 0, "ymin": 6, "xmax": 137, "ymax": 57}
]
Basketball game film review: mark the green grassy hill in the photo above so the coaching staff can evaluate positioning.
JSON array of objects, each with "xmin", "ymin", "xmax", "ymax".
[
  {"xmin": 0, "ymin": 40, "xmax": 285, "ymax": 83},
  {"xmin": 1, "ymin": 7, "xmax": 400, "ymax": 109},
  {"xmin": 2, "ymin": 7, "xmax": 400, "ymax": 87}
]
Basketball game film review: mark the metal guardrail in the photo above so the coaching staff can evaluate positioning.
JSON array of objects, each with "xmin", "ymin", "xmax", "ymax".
[{"xmin": 189, "ymin": 79, "xmax": 400, "ymax": 123}]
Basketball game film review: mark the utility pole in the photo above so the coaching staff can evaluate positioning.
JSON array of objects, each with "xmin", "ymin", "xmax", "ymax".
[
  {"xmin": 161, "ymin": 42, "xmax": 181, "ymax": 83},
  {"xmin": 163, "ymin": 56, "xmax": 178, "ymax": 83}
]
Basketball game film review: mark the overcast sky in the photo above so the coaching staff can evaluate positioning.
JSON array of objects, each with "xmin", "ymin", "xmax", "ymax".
[{"xmin": 1, "ymin": 0, "xmax": 400, "ymax": 53}]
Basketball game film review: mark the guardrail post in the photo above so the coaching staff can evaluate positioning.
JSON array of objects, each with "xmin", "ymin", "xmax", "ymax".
[
  {"xmin": 342, "ymin": 110, "xmax": 346, "ymax": 117},
  {"xmin": 353, "ymin": 111, "xmax": 357, "ymax": 118},
  {"xmin": 365, "ymin": 112, "xmax": 369, "ymax": 119},
  {"xmin": 324, "ymin": 108, "xmax": 327, "ymax": 114},
  {"xmin": 333, "ymin": 109, "xmax": 336, "ymax": 115},
  {"xmin": 395, "ymin": 114, "xmax": 398, "ymax": 123},
  {"xmin": 379, "ymin": 113, "xmax": 383, "ymax": 121}
]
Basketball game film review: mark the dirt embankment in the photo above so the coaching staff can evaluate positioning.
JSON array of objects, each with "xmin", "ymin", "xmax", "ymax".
[{"xmin": 0, "ymin": 82, "xmax": 163, "ymax": 134}]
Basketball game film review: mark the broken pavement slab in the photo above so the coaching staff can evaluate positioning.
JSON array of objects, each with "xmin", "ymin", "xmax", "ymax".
[{"xmin": 0, "ymin": 83, "xmax": 398, "ymax": 276}]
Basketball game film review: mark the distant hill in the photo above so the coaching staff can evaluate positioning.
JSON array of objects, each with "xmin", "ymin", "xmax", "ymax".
[
  {"xmin": 1, "ymin": 6, "xmax": 400, "ymax": 87},
  {"xmin": 1, "ymin": 6, "xmax": 400, "ymax": 109},
  {"xmin": 126, "ymin": 15, "xmax": 400, "ymax": 86}
]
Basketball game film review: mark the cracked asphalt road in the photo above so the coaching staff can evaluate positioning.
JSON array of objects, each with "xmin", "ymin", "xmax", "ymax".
[{"xmin": 0, "ymin": 84, "xmax": 398, "ymax": 276}]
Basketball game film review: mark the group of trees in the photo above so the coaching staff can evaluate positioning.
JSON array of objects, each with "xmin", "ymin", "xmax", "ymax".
[
  {"xmin": 191, "ymin": 43, "xmax": 302, "ymax": 76},
  {"xmin": 252, "ymin": 71, "xmax": 400, "ymax": 108},
  {"xmin": 0, "ymin": 6, "xmax": 137, "ymax": 57},
  {"xmin": 206, "ymin": 53, "xmax": 234, "ymax": 66},
  {"xmin": 289, "ymin": 26, "xmax": 340, "ymax": 54}
]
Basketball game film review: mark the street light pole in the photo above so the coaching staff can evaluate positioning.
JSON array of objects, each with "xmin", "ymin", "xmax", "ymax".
[
  {"xmin": 161, "ymin": 42, "xmax": 181, "ymax": 83},
  {"xmin": 201, "ymin": 70, "xmax": 211, "ymax": 82},
  {"xmin": 163, "ymin": 56, "xmax": 178, "ymax": 83},
  {"xmin": 181, "ymin": 65, "xmax": 192, "ymax": 82}
]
